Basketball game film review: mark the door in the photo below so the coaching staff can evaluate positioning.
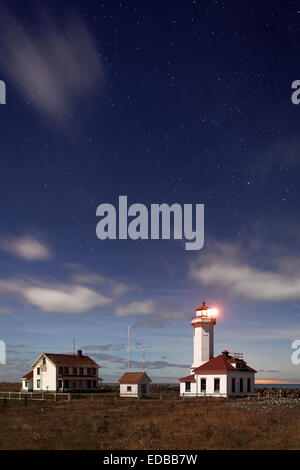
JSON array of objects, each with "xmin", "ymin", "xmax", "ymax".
[{"xmin": 141, "ymin": 383, "xmax": 147, "ymax": 397}]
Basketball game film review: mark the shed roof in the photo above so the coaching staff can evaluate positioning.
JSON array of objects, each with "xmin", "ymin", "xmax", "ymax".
[{"xmin": 119, "ymin": 372, "xmax": 152, "ymax": 384}]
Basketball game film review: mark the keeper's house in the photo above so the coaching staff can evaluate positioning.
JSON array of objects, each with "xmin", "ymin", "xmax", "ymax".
[
  {"xmin": 119, "ymin": 372, "xmax": 151, "ymax": 398},
  {"xmin": 21, "ymin": 350, "xmax": 102, "ymax": 392}
]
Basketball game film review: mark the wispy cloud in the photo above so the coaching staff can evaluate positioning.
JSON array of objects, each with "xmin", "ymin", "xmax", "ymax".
[
  {"xmin": 0, "ymin": 235, "xmax": 51, "ymax": 261},
  {"xmin": 190, "ymin": 241, "xmax": 300, "ymax": 302},
  {"xmin": 114, "ymin": 299, "xmax": 185, "ymax": 328},
  {"xmin": 0, "ymin": 307, "xmax": 12, "ymax": 315},
  {"xmin": 115, "ymin": 300, "xmax": 156, "ymax": 317},
  {"xmin": 67, "ymin": 265, "xmax": 136, "ymax": 297},
  {"xmin": 0, "ymin": 8, "xmax": 104, "ymax": 140},
  {"xmin": 0, "ymin": 277, "xmax": 112, "ymax": 314}
]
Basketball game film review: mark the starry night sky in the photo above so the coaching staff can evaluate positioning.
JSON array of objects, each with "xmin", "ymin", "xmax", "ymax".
[{"xmin": 0, "ymin": 0, "xmax": 300, "ymax": 383}]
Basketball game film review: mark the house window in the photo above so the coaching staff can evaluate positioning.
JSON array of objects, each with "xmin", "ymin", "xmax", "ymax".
[
  {"xmin": 73, "ymin": 367, "xmax": 77, "ymax": 375},
  {"xmin": 37, "ymin": 367, "xmax": 40, "ymax": 375},
  {"xmin": 240, "ymin": 378, "xmax": 244, "ymax": 393},
  {"xmin": 87, "ymin": 380, "xmax": 91, "ymax": 389},
  {"xmin": 247, "ymin": 378, "xmax": 251, "ymax": 393},
  {"xmin": 42, "ymin": 357, "xmax": 46, "ymax": 365},
  {"xmin": 79, "ymin": 368, "xmax": 83, "ymax": 376},
  {"xmin": 127, "ymin": 386, "xmax": 132, "ymax": 392},
  {"xmin": 232, "ymin": 377, "xmax": 236, "ymax": 393},
  {"xmin": 92, "ymin": 368, "xmax": 96, "ymax": 376},
  {"xmin": 64, "ymin": 367, "xmax": 69, "ymax": 375},
  {"xmin": 59, "ymin": 367, "xmax": 63, "ymax": 374},
  {"xmin": 214, "ymin": 378, "xmax": 220, "ymax": 393},
  {"xmin": 201, "ymin": 378, "xmax": 206, "ymax": 392},
  {"xmin": 64, "ymin": 380, "xmax": 69, "ymax": 388},
  {"xmin": 58, "ymin": 380, "xmax": 62, "ymax": 388},
  {"xmin": 93, "ymin": 380, "xmax": 97, "ymax": 388},
  {"xmin": 185, "ymin": 381, "xmax": 191, "ymax": 392},
  {"xmin": 37, "ymin": 379, "xmax": 40, "ymax": 389},
  {"xmin": 25, "ymin": 381, "xmax": 28, "ymax": 388},
  {"xmin": 87, "ymin": 368, "xmax": 91, "ymax": 375}
]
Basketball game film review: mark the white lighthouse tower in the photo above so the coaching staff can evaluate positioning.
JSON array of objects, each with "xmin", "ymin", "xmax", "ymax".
[{"xmin": 190, "ymin": 301, "xmax": 218, "ymax": 372}]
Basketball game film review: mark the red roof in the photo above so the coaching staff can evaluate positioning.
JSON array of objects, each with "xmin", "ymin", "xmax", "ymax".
[
  {"xmin": 179, "ymin": 374, "xmax": 196, "ymax": 383},
  {"xmin": 119, "ymin": 372, "xmax": 151, "ymax": 384},
  {"xmin": 33, "ymin": 353, "xmax": 100, "ymax": 368},
  {"xmin": 193, "ymin": 352, "xmax": 256, "ymax": 374},
  {"xmin": 22, "ymin": 371, "xmax": 33, "ymax": 380},
  {"xmin": 196, "ymin": 301, "xmax": 209, "ymax": 311}
]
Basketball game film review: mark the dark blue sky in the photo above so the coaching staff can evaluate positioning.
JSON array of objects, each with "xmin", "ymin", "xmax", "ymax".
[{"xmin": 0, "ymin": 0, "xmax": 300, "ymax": 383}]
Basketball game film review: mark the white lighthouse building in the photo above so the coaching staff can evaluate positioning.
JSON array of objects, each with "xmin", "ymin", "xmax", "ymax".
[
  {"xmin": 191, "ymin": 301, "xmax": 217, "ymax": 372},
  {"xmin": 180, "ymin": 301, "xmax": 256, "ymax": 397}
]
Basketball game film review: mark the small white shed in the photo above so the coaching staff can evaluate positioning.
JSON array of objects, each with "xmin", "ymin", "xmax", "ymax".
[{"xmin": 119, "ymin": 372, "xmax": 151, "ymax": 398}]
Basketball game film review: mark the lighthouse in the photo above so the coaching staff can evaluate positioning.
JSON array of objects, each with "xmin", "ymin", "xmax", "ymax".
[
  {"xmin": 191, "ymin": 301, "xmax": 218, "ymax": 372},
  {"xmin": 180, "ymin": 300, "xmax": 256, "ymax": 397}
]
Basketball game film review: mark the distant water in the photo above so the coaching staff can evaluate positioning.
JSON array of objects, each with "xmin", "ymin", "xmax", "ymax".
[{"xmin": 255, "ymin": 384, "xmax": 300, "ymax": 389}]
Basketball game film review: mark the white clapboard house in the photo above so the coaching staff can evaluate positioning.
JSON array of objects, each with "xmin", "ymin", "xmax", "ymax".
[
  {"xmin": 22, "ymin": 350, "xmax": 102, "ymax": 392},
  {"xmin": 179, "ymin": 302, "xmax": 256, "ymax": 397},
  {"xmin": 119, "ymin": 372, "xmax": 151, "ymax": 398}
]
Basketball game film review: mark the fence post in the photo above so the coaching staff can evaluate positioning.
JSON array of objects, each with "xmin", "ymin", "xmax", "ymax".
[{"xmin": 68, "ymin": 394, "xmax": 71, "ymax": 403}]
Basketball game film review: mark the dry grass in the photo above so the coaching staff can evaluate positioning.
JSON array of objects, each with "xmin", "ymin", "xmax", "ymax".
[{"xmin": 0, "ymin": 392, "xmax": 300, "ymax": 449}]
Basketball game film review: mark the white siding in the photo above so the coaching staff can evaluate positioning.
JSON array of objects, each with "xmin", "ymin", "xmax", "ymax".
[
  {"xmin": 120, "ymin": 377, "xmax": 151, "ymax": 398},
  {"xmin": 33, "ymin": 356, "xmax": 57, "ymax": 391}
]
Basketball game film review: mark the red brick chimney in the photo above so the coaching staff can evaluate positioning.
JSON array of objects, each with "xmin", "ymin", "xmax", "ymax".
[{"xmin": 77, "ymin": 349, "xmax": 83, "ymax": 357}]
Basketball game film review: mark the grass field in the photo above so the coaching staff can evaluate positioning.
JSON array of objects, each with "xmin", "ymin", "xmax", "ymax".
[{"xmin": 0, "ymin": 383, "xmax": 300, "ymax": 450}]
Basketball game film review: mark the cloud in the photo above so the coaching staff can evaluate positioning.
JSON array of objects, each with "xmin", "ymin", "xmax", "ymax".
[
  {"xmin": 0, "ymin": 307, "xmax": 12, "ymax": 315},
  {"xmin": 115, "ymin": 300, "xmax": 156, "ymax": 317},
  {"xmin": 114, "ymin": 300, "xmax": 185, "ymax": 327},
  {"xmin": 0, "ymin": 10, "xmax": 103, "ymax": 120},
  {"xmin": 0, "ymin": 235, "xmax": 51, "ymax": 261},
  {"xmin": 23, "ymin": 285, "xmax": 111, "ymax": 314},
  {"xmin": 190, "ymin": 241, "xmax": 300, "ymax": 302},
  {"xmin": 129, "ymin": 360, "xmax": 189, "ymax": 370},
  {"xmin": 84, "ymin": 344, "xmax": 125, "ymax": 352},
  {"xmin": 68, "ymin": 266, "xmax": 135, "ymax": 297},
  {"xmin": 0, "ymin": 278, "xmax": 112, "ymax": 314}
]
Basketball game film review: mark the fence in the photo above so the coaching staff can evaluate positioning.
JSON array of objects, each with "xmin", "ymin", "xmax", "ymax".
[{"xmin": 0, "ymin": 391, "xmax": 163, "ymax": 403}]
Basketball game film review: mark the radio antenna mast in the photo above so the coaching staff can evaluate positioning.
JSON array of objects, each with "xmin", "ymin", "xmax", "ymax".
[
  {"xmin": 127, "ymin": 326, "xmax": 130, "ymax": 370},
  {"xmin": 73, "ymin": 338, "xmax": 76, "ymax": 355},
  {"xmin": 143, "ymin": 349, "xmax": 145, "ymax": 371}
]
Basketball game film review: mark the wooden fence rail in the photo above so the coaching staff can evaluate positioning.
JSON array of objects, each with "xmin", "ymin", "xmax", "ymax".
[{"xmin": 0, "ymin": 392, "xmax": 163, "ymax": 403}]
